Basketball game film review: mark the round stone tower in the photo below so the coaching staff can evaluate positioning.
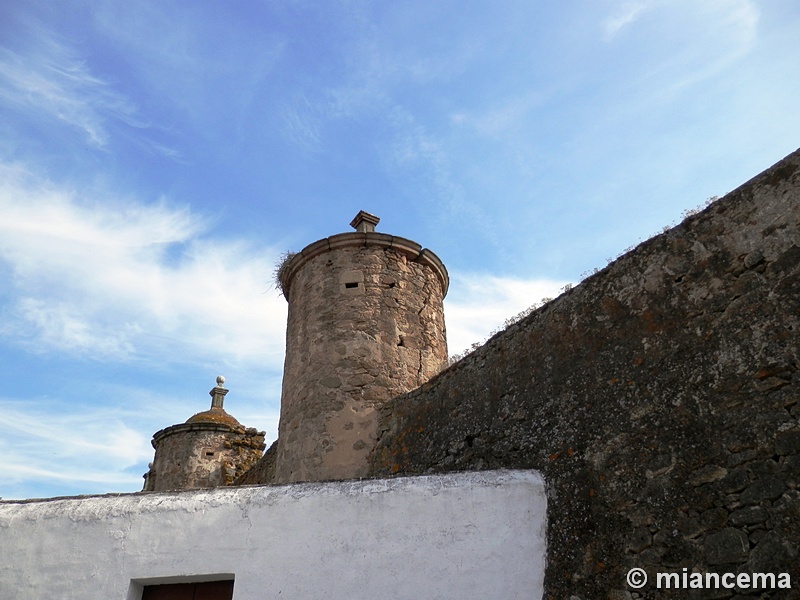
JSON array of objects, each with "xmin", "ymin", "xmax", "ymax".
[
  {"xmin": 273, "ymin": 210, "xmax": 448, "ymax": 483},
  {"xmin": 143, "ymin": 376, "xmax": 266, "ymax": 492}
]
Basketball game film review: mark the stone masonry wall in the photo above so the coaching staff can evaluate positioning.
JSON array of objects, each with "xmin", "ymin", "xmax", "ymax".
[
  {"xmin": 236, "ymin": 440, "xmax": 277, "ymax": 486},
  {"xmin": 369, "ymin": 150, "xmax": 800, "ymax": 599},
  {"xmin": 273, "ymin": 236, "xmax": 448, "ymax": 483},
  {"xmin": 148, "ymin": 424, "xmax": 265, "ymax": 492}
]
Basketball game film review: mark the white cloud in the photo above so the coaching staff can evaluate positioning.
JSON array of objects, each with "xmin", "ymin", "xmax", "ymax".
[
  {"xmin": 715, "ymin": 0, "xmax": 760, "ymax": 47},
  {"xmin": 647, "ymin": 0, "xmax": 760, "ymax": 99},
  {"xmin": 445, "ymin": 273, "xmax": 569, "ymax": 357},
  {"xmin": 0, "ymin": 162, "xmax": 287, "ymax": 370},
  {"xmin": 449, "ymin": 92, "xmax": 547, "ymax": 139},
  {"xmin": 281, "ymin": 94, "xmax": 324, "ymax": 152},
  {"xmin": 1, "ymin": 402, "xmax": 150, "ymax": 466},
  {"xmin": 0, "ymin": 29, "xmax": 140, "ymax": 147},
  {"xmin": 602, "ymin": 2, "xmax": 648, "ymax": 41},
  {"xmin": 15, "ymin": 298, "xmax": 137, "ymax": 358},
  {"xmin": 0, "ymin": 397, "xmax": 154, "ymax": 499},
  {"xmin": 602, "ymin": 0, "xmax": 759, "ymax": 47}
]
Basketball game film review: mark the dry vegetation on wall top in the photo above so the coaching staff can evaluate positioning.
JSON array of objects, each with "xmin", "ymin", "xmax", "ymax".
[
  {"xmin": 448, "ymin": 195, "xmax": 725, "ymax": 365},
  {"xmin": 273, "ymin": 251, "xmax": 298, "ymax": 296}
]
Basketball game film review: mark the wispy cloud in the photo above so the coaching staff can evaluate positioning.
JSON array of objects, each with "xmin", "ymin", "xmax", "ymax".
[
  {"xmin": 280, "ymin": 94, "xmax": 324, "ymax": 152},
  {"xmin": 1, "ymin": 401, "xmax": 150, "ymax": 468},
  {"xmin": 711, "ymin": 0, "xmax": 760, "ymax": 50},
  {"xmin": 0, "ymin": 162, "xmax": 287, "ymax": 369},
  {"xmin": 449, "ymin": 91, "xmax": 548, "ymax": 139},
  {"xmin": 602, "ymin": 0, "xmax": 759, "ymax": 47},
  {"xmin": 603, "ymin": 2, "xmax": 648, "ymax": 42},
  {"xmin": 0, "ymin": 396, "xmax": 155, "ymax": 498},
  {"xmin": 0, "ymin": 29, "xmax": 140, "ymax": 147},
  {"xmin": 640, "ymin": 0, "xmax": 761, "ymax": 100}
]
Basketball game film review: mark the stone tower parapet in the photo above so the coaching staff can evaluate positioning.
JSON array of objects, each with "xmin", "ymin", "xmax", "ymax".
[
  {"xmin": 143, "ymin": 377, "xmax": 266, "ymax": 492},
  {"xmin": 273, "ymin": 211, "xmax": 448, "ymax": 483}
]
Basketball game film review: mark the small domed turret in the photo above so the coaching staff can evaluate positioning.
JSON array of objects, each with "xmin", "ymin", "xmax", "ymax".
[{"xmin": 143, "ymin": 377, "xmax": 266, "ymax": 492}]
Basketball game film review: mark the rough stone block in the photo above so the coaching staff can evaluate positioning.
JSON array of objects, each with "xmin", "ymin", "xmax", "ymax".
[
  {"xmin": 739, "ymin": 475, "xmax": 786, "ymax": 505},
  {"xmin": 729, "ymin": 506, "xmax": 768, "ymax": 526},
  {"xmin": 775, "ymin": 429, "xmax": 800, "ymax": 455}
]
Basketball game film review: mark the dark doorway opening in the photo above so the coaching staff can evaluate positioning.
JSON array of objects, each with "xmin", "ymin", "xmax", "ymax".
[{"xmin": 142, "ymin": 580, "xmax": 234, "ymax": 600}]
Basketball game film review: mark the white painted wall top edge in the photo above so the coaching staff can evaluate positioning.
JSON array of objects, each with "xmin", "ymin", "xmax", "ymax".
[{"xmin": 0, "ymin": 468, "xmax": 544, "ymax": 508}]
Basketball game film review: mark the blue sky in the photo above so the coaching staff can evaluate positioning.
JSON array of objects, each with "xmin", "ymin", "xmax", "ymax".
[{"xmin": 1, "ymin": 0, "xmax": 798, "ymax": 500}]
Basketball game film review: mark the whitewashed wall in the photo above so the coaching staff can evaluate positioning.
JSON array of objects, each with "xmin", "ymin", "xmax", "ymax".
[{"xmin": 0, "ymin": 470, "xmax": 546, "ymax": 600}]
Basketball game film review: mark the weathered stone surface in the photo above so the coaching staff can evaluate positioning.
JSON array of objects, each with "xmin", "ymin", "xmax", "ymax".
[
  {"xmin": 775, "ymin": 430, "xmax": 800, "ymax": 455},
  {"xmin": 367, "ymin": 149, "xmax": 800, "ymax": 599},
  {"xmin": 744, "ymin": 532, "xmax": 798, "ymax": 579},
  {"xmin": 704, "ymin": 528, "xmax": 749, "ymax": 564},
  {"xmin": 719, "ymin": 467, "xmax": 752, "ymax": 494},
  {"xmin": 739, "ymin": 476, "xmax": 786, "ymax": 505},
  {"xmin": 689, "ymin": 465, "xmax": 729, "ymax": 487},
  {"xmin": 271, "ymin": 227, "xmax": 448, "ymax": 483},
  {"xmin": 729, "ymin": 506, "xmax": 769, "ymax": 526}
]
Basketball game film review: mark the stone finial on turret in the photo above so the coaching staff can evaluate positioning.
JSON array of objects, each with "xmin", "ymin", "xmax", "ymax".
[
  {"xmin": 350, "ymin": 210, "xmax": 380, "ymax": 233},
  {"xmin": 210, "ymin": 375, "xmax": 229, "ymax": 409}
]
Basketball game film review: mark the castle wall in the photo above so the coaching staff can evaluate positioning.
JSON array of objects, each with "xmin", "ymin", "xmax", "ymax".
[
  {"xmin": 0, "ymin": 471, "xmax": 546, "ymax": 600},
  {"xmin": 274, "ymin": 233, "xmax": 448, "ymax": 483},
  {"xmin": 369, "ymin": 150, "xmax": 800, "ymax": 598}
]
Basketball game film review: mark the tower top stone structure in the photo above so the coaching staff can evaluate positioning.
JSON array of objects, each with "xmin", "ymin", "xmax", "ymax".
[
  {"xmin": 277, "ymin": 211, "xmax": 448, "ymax": 299},
  {"xmin": 349, "ymin": 209, "xmax": 380, "ymax": 232},
  {"xmin": 272, "ymin": 211, "xmax": 449, "ymax": 483}
]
